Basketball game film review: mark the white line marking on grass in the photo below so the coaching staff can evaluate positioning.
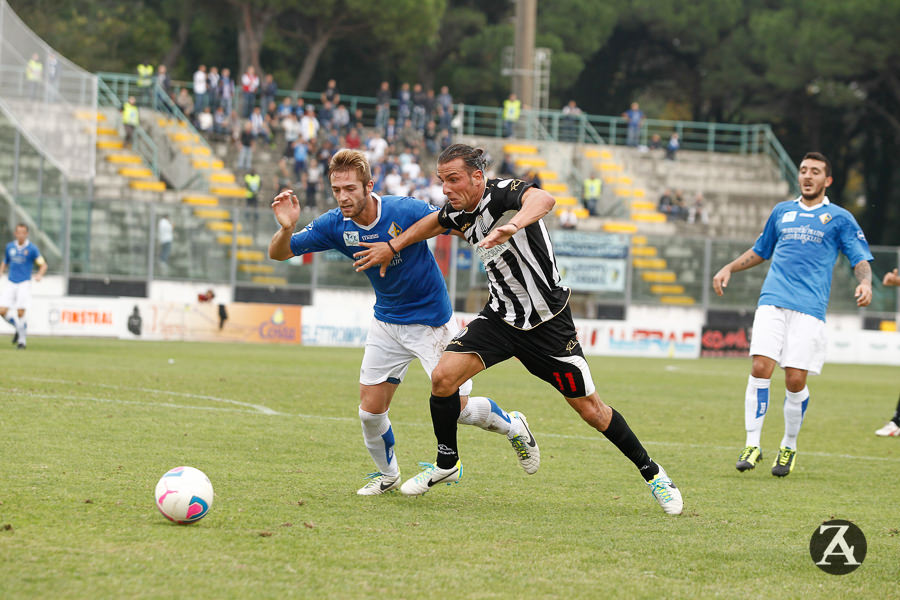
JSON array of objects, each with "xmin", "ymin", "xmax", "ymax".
[
  {"xmin": 9, "ymin": 381, "xmax": 900, "ymax": 464},
  {"xmin": 17, "ymin": 376, "xmax": 281, "ymax": 415}
]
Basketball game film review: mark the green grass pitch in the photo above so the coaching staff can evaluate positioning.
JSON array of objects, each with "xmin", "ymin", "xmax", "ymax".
[{"xmin": 1, "ymin": 338, "xmax": 898, "ymax": 598}]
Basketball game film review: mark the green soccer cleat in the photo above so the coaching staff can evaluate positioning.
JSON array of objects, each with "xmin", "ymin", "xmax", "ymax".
[
  {"xmin": 647, "ymin": 466, "xmax": 683, "ymax": 515},
  {"xmin": 771, "ymin": 447, "xmax": 796, "ymax": 477},
  {"xmin": 735, "ymin": 446, "xmax": 762, "ymax": 472}
]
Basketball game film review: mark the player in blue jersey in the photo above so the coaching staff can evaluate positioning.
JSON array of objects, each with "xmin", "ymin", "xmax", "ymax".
[
  {"xmin": 268, "ymin": 149, "xmax": 539, "ymax": 495},
  {"xmin": 875, "ymin": 268, "xmax": 900, "ymax": 437},
  {"xmin": 713, "ymin": 152, "xmax": 873, "ymax": 477},
  {"xmin": 1, "ymin": 223, "xmax": 47, "ymax": 349}
]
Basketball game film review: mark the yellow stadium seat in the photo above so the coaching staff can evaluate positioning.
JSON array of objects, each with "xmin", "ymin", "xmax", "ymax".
[
  {"xmin": 129, "ymin": 180, "xmax": 165, "ymax": 192},
  {"xmin": 182, "ymin": 195, "xmax": 219, "ymax": 206}
]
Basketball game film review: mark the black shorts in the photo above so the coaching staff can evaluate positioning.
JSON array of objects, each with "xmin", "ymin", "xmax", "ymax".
[{"xmin": 446, "ymin": 306, "xmax": 595, "ymax": 398}]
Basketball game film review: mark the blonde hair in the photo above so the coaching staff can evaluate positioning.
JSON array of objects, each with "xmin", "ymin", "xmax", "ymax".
[{"xmin": 329, "ymin": 149, "xmax": 372, "ymax": 186}]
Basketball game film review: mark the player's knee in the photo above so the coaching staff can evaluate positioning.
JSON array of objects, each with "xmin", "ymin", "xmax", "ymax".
[
  {"xmin": 431, "ymin": 365, "xmax": 459, "ymax": 397},
  {"xmin": 784, "ymin": 373, "xmax": 807, "ymax": 393}
]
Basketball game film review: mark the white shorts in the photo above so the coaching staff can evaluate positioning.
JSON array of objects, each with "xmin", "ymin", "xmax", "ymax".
[
  {"xmin": 749, "ymin": 305, "xmax": 826, "ymax": 375},
  {"xmin": 0, "ymin": 279, "xmax": 32, "ymax": 311},
  {"xmin": 359, "ymin": 317, "xmax": 474, "ymax": 396}
]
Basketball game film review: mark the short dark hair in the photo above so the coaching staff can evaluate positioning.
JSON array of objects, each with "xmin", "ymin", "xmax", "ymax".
[
  {"xmin": 15, "ymin": 222, "xmax": 28, "ymax": 231},
  {"xmin": 802, "ymin": 152, "xmax": 831, "ymax": 177},
  {"xmin": 438, "ymin": 144, "xmax": 488, "ymax": 174}
]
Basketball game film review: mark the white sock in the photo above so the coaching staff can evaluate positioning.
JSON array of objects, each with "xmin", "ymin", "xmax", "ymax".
[
  {"xmin": 744, "ymin": 375, "xmax": 770, "ymax": 448},
  {"xmin": 358, "ymin": 407, "xmax": 398, "ymax": 477},
  {"xmin": 15, "ymin": 316, "xmax": 26, "ymax": 344},
  {"xmin": 457, "ymin": 396, "xmax": 515, "ymax": 436},
  {"xmin": 781, "ymin": 386, "xmax": 809, "ymax": 450}
]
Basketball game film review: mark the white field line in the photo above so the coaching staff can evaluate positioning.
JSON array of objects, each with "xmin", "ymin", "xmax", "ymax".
[{"xmin": 7, "ymin": 381, "xmax": 900, "ymax": 464}]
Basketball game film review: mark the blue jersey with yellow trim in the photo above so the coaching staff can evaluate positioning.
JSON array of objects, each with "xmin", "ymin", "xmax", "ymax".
[
  {"xmin": 4, "ymin": 240, "xmax": 41, "ymax": 283},
  {"xmin": 752, "ymin": 197, "xmax": 873, "ymax": 321},
  {"xmin": 289, "ymin": 194, "xmax": 451, "ymax": 326}
]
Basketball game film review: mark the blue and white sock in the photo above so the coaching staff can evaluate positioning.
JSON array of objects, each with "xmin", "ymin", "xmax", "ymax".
[
  {"xmin": 358, "ymin": 407, "xmax": 398, "ymax": 477},
  {"xmin": 744, "ymin": 375, "xmax": 770, "ymax": 448},
  {"xmin": 781, "ymin": 386, "xmax": 809, "ymax": 449},
  {"xmin": 457, "ymin": 396, "xmax": 515, "ymax": 437}
]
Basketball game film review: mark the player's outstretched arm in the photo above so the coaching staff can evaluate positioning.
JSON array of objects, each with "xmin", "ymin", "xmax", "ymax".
[
  {"xmin": 354, "ymin": 211, "xmax": 444, "ymax": 277},
  {"xmin": 478, "ymin": 187, "xmax": 555, "ymax": 250},
  {"xmin": 853, "ymin": 260, "xmax": 873, "ymax": 307},
  {"xmin": 712, "ymin": 248, "xmax": 764, "ymax": 296},
  {"xmin": 884, "ymin": 268, "xmax": 900, "ymax": 287},
  {"xmin": 269, "ymin": 189, "xmax": 301, "ymax": 261}
]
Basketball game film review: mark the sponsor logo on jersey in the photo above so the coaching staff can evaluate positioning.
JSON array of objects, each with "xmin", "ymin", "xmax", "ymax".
[
  {"xmin": 343, "ymin": 231, "xmax": 360, "ymax": 246},
  {"xmin": 361, "ymin": 233, "xmax": 380, "ymax": 241},
  {"xmin": 782, "ymin": 211, "xmax": 797, "ymax": 223}
]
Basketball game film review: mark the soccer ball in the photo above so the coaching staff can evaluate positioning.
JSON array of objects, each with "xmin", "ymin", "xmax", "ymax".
[{"xmin": 154, "ymin": 466, "xmax": 214, "ymax": 524}]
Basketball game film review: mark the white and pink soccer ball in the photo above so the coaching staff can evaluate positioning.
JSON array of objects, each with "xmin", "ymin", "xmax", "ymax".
[{"xmin": 154, "ymin": 466, "xmax": 214, "ymax": 524}]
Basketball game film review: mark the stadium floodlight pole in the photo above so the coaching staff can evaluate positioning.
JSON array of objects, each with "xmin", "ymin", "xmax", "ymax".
[{"xmin": 512, "ymin": 0, "xmax": 536, "ymax": 108}]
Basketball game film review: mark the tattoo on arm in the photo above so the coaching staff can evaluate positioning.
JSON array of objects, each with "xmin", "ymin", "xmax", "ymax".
[{"xmin": 854, "ymin": 261, "xmax": 872, "ymax": 284}]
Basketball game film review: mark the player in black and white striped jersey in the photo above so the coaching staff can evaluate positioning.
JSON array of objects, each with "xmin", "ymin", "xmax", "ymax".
[{"xmin": 355, "ymin": 144, "xmax": 683, "ymax": 514}]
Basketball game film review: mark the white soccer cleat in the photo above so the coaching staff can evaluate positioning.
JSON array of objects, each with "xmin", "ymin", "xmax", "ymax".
[
  {"xmin": 508, "ymin": 411, "xmax": 540, "ymax": 474},
  {"xmin": 356, "ymin": 472, "xmax": 401, "ymax": 495},
  {"xmin": 875, "ymin": 421, "xmax": 900, "ymax": 437},
  {"xmin": 399, "ymin": 461, "xmax": 462, "ymax": 497},
  {"xmin": 647, "ymin": 466, "xmax": 683, "ymax": 515}
]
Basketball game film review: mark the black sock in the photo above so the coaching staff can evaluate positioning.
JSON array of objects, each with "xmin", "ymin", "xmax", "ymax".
[
  {"xmin": 602, "ymin": 408, "xmax": 659, "ymax": 481},
  {"xmin": 430, "ymin": 391, "xmax": 461, "ymax": 469},
  {"xmin": 892, "ymin": 394, "xmax": 900, "ymax": 426}
]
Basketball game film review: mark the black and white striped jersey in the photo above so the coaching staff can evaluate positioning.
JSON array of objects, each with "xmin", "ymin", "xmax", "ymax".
[{"xmin": 437, "ymin": 177, "xmax": 570, "ymax": 330}]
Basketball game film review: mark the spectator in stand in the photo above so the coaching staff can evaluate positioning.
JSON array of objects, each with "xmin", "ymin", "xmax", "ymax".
[
  {"xmin": 559, "ymin": 207, "xmax": 578, "ymax": 230},
  {"xmin": 502, "ymin": 93, "xmax": 521, "ymax": 138},
  {"xmin": 672, "ymin": 190, "xmax": 687, "ymax": 220},
  {"xmin": 665, "ymin": 133, "xmax": 680, "ymax": 160},
  {"xmin": 213, "ymin": 106, "xmax": 229, "ymax": 138},
  {"xmin": 306, "ymin": 160, "xmax": 322, "ymax": 209},
  {"xmin": 237, "ymin": 121, "xmax": 254, "ymax": 171},
  {"xmin": 250, "ymin": 106, "xmax": 271, "ymax": 145},
  {"xmin": 384, "ymin": 117, "xmax": 397, "ymax": 144},
  {"xmin": 241, "ymin": 66, "xmax": 259, "ymax": 118},
  {"xmin": 423, "ymin": 120, "xmax": 438, "ymax": 155},
  {"xmin": 352, "ymin": 107, "xmax": 365, "ymax": 130},
  {"xmin": 197, "ymin": 106, "xmax": 214, "ymax": 135},
  {"xmin": 524, "ymin": 169, "xmax": 542, "ymax": 189},
  {"xmin": 561, "ymin": 99, "xmax": 582, "ymax": 141},
  {"xmin": 265, "ymin": 100, "xmax": 280, "ymax": 139},
  {"xmin": 688, "ymin": 192, "xmax": 709, "ymax": 225},
  {"xmin": 648, "ymin": 133, "xmax": 662, "ymax": 151},
  {"xmin": 282, "ymin": 112, "xmax": 301, "ymax": 151},
  {"xmin": 399, "ymin": 119, "xmax": 419, "ymax": 150},
  {"xmin": 293, "ymin": 96, "xmax": 306, "ymax": 118},
  {"xmin": 219, "ymin": 68, "xmax": 235, "ymax": 117},
  {"xmin": 411, "ymin": 84, "xmax": 427, "ymax": 131},
  {"xmin": 345, "ymin": 127, "xmax": 362, "ymax": 150},
  {"xmin": 439, "ymin": 128, "xmax": 452, "ymax": 152},
  {"xmin": 156, "ymin": 64, "xmax": 171, "ymax": 104},
  {"xmin": 498, "ymin": 154, "xmax": 517, "ymax": 178},
  {"xmin": 321, "ymin": 78, "xmax": 340, "ymax": 106},
  {"xmin": 122, "ymin": 96, "xmax": 139, "ymax": 147},
  {"xmin": 299, "ymin": 105, "xmax": 320, "ymax": 143},
  {"xmin": 278, "ymin": 97, "xmax": 294, "ymax": 121},
  {"xmin": 176, "ymin": 88, "xmax": 194, "ymax": 121},
  {"xmin": 292, "ymin": 139, "xmax": 309, "ymax": 180},
  {"xmin": 366, "ymin": 130, "xmax": 388, "ymax": 164},
  {"xmin": 397, "ymin": 82, "xmax": 411, "ymax": 128},
  {"xmin": 333, "ymin": 103, "xmax": 350, "ymax": 135},
  {"xmin": 437, "ymin": 85, "xmax": 453, "ymax": 131},
  {"xmin": 622, "ymin": 102, "xmax": 644, "ymax": 147},
  {"xmin": 318, "ymin": 100, "xmax": 334, "ymax": 130},
  {"xmin": 261, "ymin": 73, "xmax": 277, "ymax": 110},
  {"xmin": 207, "ymin": 66, "xmax": 220, "ymax": 110},
  {"xmin": 193, "ymin": 65, "xmax": 208, "ymax": 112},
  {"xmin": 583, "ymin": 171, "xmax": 603, "ymax": 216},
  {"xmin": 658, "ymin": 189, "xmax": 674, "ymax": 218},
  {"xmin": 375, "ymin": 81, "xmax": 391, "ymax": 131}
]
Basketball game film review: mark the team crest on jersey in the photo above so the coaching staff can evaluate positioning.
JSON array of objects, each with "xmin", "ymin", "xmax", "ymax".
[
  {"xmin": 343, "ymin": 231, "xmax": 360, "ymax": 246},
  {"xmin": 389, "ymin": 222, "xmax": 403, "ymax": 238},
  {"xmin": 819, "ymin": 213, "xmax": 832, "ymax": 225}
]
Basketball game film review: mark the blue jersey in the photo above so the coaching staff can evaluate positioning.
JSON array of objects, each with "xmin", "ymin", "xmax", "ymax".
[
  {"xmin": 752, "ymin": 197, "xmax": 873, "ymax": 321},
  {"xmin": 4, "ymin": 240, "xmax": 41, "ymax": 284},
  {"xmin": 289, "ymin": 194, "xmax": 452, "ymax": 326}
]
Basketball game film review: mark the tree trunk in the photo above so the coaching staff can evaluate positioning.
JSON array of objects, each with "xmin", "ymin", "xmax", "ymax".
[
  {"xmin": 292, "ymin": 31, "xmax": 333, "ymax": 92},
  {"xmin": 161, "ymin": 6, "xmax": 194, "ymax": 71},
  {"xmin": 236, "ymin": 3, "xmax": 274, "ymax": 77}
]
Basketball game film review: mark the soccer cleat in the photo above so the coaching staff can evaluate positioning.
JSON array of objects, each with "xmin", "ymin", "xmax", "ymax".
[
  {"xmin": 16, "ymin": 342, "xmax": 25, "ymax": 350},
  {"xmin": 735, "ymin": 445, "xmax": 762, "ymax": 472},
  {"xmin": 356, "ymin": 472, "xmax": 401, "ymax": 495},
  {"xmin": 399, "ymin": 460, "xmax": 462, "ymax": 497},
  {"xmin": 875, "ymin": 421, "xmax": 900, "ymax": 437},
  {"xmin": 771, "ymin": 447, "xmax": 796, "ymax": 477},
  {"xmin": 647, "ymin": 466, "xmax": 683, "ymax": 515},
  {"xmin": 11, "ymin": 330, "xmax": 18, "ymax": 345},
  {"xmin": 508, "ymin": 411, "xmax": 540, "ymax": 474}
]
